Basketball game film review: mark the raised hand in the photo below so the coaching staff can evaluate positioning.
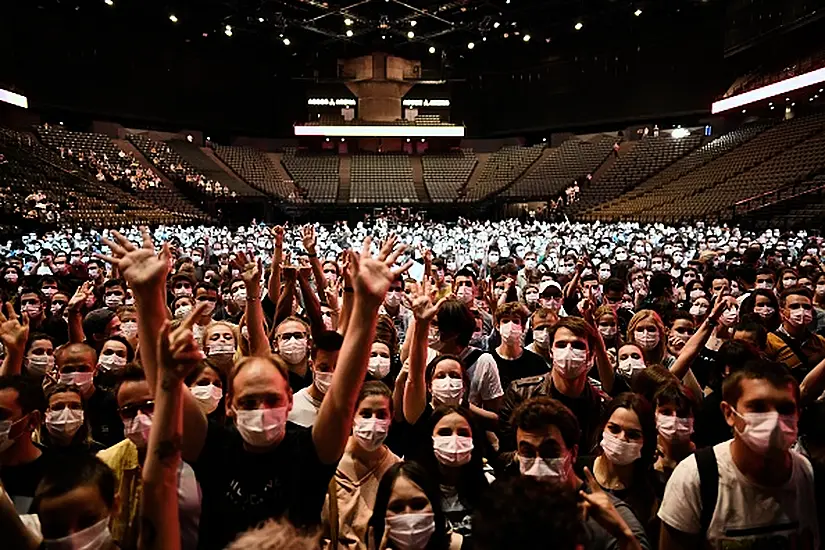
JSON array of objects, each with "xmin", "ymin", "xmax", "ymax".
[
  {"xmin": 324, "ymin": 284, "xmax": 340, "ymax": 312},
  {"xmin": 230, "ymin": 252, "xmax": 262, "ymax": 291},
  {"xmin": 271, "ymin": 225, "xmax": 284, "ymax": 246},
  {"xmin": 579, "ymin": 467, "xmax": 637, "ymax": 543},
  {"xmin": 347, "ymin": 236, "xmax": 412, "ymax": 308},
  {"xmin": 68, "ymin": 281, "xmax": 94, "ymax": 312},
  {"xmin": 297, "ymin": 257, "xmax": 312, "ymax": 280},
  {"xmin": 96, "ymin": 227, "xmax": 170, "ymax": 293},
  {"xmin": 708, "ymin": 291, "xmax": 728, "ymax": 322},
  {"xmin": 301, "ymin": 225, "xmax": 317, "ymax": 256},
  {"xmin": 157, "ymin": 301, "xmax": 208, "ymax": 382},
  {"xmin": 0, "ymin": 303, "xmax": 29, "ymax": 353},
  {"xmin": 403, "ymin": 294, "xmax": 445, "ymax": 324}
]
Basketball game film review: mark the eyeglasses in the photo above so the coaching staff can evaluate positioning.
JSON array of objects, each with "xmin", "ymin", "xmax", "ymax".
[
  {"xmin": 118, "ymin": 400, "xmax": 155, "ymax": 420},
  {"xmin": 279, "ymin": 332, "xmax": 306, "ymax": 341}
]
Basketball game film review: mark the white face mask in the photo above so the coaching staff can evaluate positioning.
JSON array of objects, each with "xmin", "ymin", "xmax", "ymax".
[
  {"xmin": 689, "ymin": 304, "xmax": 708, "ymax": 317},
  {"xmin": 232, "ymin": 288, "xmax": 247, "ymax": 308},
  {"xmin": 431, "ymin": 377, "xmax": 464, "ymax": 406},
  {"xmin": 634, "ymin": 330, "xmax": 660, "ymax": 350},
  {"xmin": 598, "ymin": 326, "xmax": 617, "ymax": 340},
  {"xmin": 234, "ymin": 406, "xmax": 288, "ymax": 447},
  {"xmin": 733, "ymin": 409, "xmax": 797, "ymax": 454},
  {"xmin": 199, "ymin": 301, "xmax": 216, "ymax": 317},
  {"xmin": 427, "ymin": 327, "xmax": 441, "ymax": 347},
  {"xmin": 124, "ymin": 411, "xmax": 153, "ymax": 449},
  {"xmin": 456, "ymin": 285, "xmax": 474, "ymax": 304},
  {"xmin": 385, "ymin": 290, "xmax": 402, "ymax": 308},
  {"xmin": 552, "ymin": 344, "xmax": 590, "ymax": 379},
  {"xmin": 174, "ymin": 287, "xmax": 193, "ymax": 298},
  {"xmin": 174, "ymin": 304, "xmax": 193, "ymax": 319},
  {"xmin": 719, "ymin": 307, "xmax": 739, "ymax": 327},
  {"xmin": 368, "ymin": 356, "xmax": 391, "ymax": 379},
  {"xmin": 532, "ymin": 328, "xmax": 550, "ymax": 349},
  {"xmin": 120, "ymin": 321, "xmax": 138, "ymax": 339},
  {"xmin": 352, "ymin": 416, "xmax": 390, "ymax": 452},
  {"xmin": 314, "ymin": 370, "xmax": 334, "ymax": 394},
  {"xmin": 208, "ymin": 342, "xmax": 235, "ymax": 356},
  {"xmin": 98, "ymin": 354, "xmax": 127, "ymax": 374},
  {"xmin": 45, "ymin": 408, "xmax": 85, "ymax": 441},
  {"xmin": 488, "ymin": 254, "xmax": 499, "ymax": 264},
  {"xmin": 42, "ymin": 517, "xmax": 113, "ymax": 550},
  {"xmin": 386, "ymin": 513, "xmax": 436, "ymax": 550},
  {"xmin": 600, "ymin": 431, "xmax": 642, "ymax": 466},
  {"xmin": 655, "ymin": 413, "xmax": 693, "ymax": 442},
  {"xmin": 525, "ymin": 292, "xmax": 539, "ymax": 304},
  {"xmin": 753, "ymin": 305, "xmax": 775, "ymax": 319},
  {"xmin": 432, "ymin": 434, "xmax": 474, "ymax": 467},
  {"xmin": 525, "ymin": 259, "xmax": 537, "ymax": 270},
  {"xmin": 104, "ymin": 294, "xmax": 123, "ymax": 308},
  {"xmin": 59, "ymin": 372, "xmax": 94, "ymax": 395},
  {"xmin": 499, "ymin": 322, "xmax": 523, "ymax": 344},
  {"xmin": 278, "ymin": 337, "xmax": 307, "ymax": 364},
  {"xmin": 755, "ymin": 282, "xmax": 772, "ymax": 290},
  {"xmin": 27, "ymin": 354, "xmax": 54, "ymax": 376},
  {"xmin": 787, "ymin": 308, "xmax": 813, "ymax": 328},
  {"xmin": 617, "ymin": 355, "xmax": 646, "ymax": 378},
  {"xmin": 519, "ymin": 454, "xmax": 569, "ymax": 483},
  {"xmin": 190, "ymin": 384, "xmax": 223, "ymax": 414}
]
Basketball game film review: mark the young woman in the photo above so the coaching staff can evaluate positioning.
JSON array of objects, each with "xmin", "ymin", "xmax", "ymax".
[
  {"xmin": 651, "ymin": 382, "xmax": 696, "ymax": 495},
  {"xmin": 614, "ymin": 343, "xmax": 646, "ymax": 395},
  {"xmin": 594, "ymin": 305, "xmax": 621, "ymax": 370},
  {"xmin": 688, "ymin": 294, "xmax": 711, "ymax": 324},
  {"xmin": 325, "ymin": 381, "xmax": 401, "ymax": 550},
  {"xmin": 201, "ymin": 320, "xmax": 239, "ymax": 375},
  {"xmin": 776, "ymin": 267, "xmax": 799, "ymax": 294},
  {"xmin": 740, "ymin": 289, "xmax": 781, "ymax": 332},
  {"xmin": 184, "ymin": 361, "xmax": 227, "ymax": 424},
  {"xmin": 40, "ymin": 385, "xmax": 105, "ymax": 455},
  {"xmin": 626, "ymin": 310, "xmax": 667, "ymax": 367},
  {"xmin": 369, "ymin": 461, "xmax": 456, "ymax": 550},
  {"xmin": 590, "ymin": 392, "xmax": 658, "ymax": 537},
  {"xmin": 368, "ymin": 340, "xmax": 394, "ymax": 383},
  {"xmin": 23, "ymin": 333, "xmax": 55, "ymax": 379}
]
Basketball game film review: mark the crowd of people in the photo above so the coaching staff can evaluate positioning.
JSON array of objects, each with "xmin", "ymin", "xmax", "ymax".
[
  {"xmin": 59, "ymin": 144, "xmax": 163, "ymax": 192},
  {"xmin": 0, "ymin": 217, "xmax": 823, "ymax": 550}
]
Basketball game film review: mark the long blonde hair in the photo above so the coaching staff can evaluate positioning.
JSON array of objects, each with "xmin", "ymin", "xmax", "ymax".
[{"xmin": 627, "ymin": 309, "xmax": 666, "ymax": 364}]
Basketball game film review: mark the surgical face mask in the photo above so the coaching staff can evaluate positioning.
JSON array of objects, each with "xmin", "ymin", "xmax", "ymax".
[
  {"xmin": 208, "ymin": 342, "xmax": 235, "ymax": 356},
  {"xmin": 499, "ymin": 322, "xmax": 523, "ymax": 345},
  {"xmin": 599, "ymin": 269, "xmax": 612, "ymax": 281},
  {"xmin": 104, "ymin": 294, "xmax": 123, "ymax": 308},
  {"xmin": 598, "ymin": 326, "xmax": 617, "ymax": 340},
  {"xmin": 27, "ymin": 354, "xmax": 54, "ymax": 376},
  {"xmin": 634, "ymin": 330, "xmax": 660, "ymax": 351},
  {"xmin": 386, "ymin": 513, "xmax": 436, "ymax": 550},
  {"xmin": 174, "ymin": 304, "xmax": 193, "ymax": 319},
  {"xmin": 540, "ymin": 297, "xmax": 562, "ymax": 311},
  {"xmin": 368, "ymin": 356, "xmax": 391, "ymax": 379},
  {"xmin": 23, "ymin": 303, "xmax": 42, "ymax": 318},
  {"xmin": 232, "ymin": 288, "xmax": 247, "ymax": 308},
  {"xmin": 174, "ymin": 286, "xmax": 193, "ymax": 298},
  {"xmin": 120, "ymin": 321, "xmax": 138, "ymax": 339},
  {"xmin": 532, "ymin": 328, "xmax": 550, "ymax": 349},
  {"xmin": 314, "ymin": 370, "xmax": 334, "ymax": 394},
  {"xmin": 689, "ymin": 304, "xmax": 708, "ymax": 317},
  {"xmin": 719, "ymin": 307, "xmax": 739, "ymax": 327},
  {"xmin": 278, "ymin": 337, "xmax": 307, "ymax": 364},
  {"xmin": 617, "ymin": 357, "xmax": 645, "ymax": 378},
  {"xmin": 655, "ymin": 413, "xmax": 694, "ymax": 442},
  {"xmin": 816, "ymin": 284, "xmax": 825, "ymax": 296},
  {"xmin": 755, "ymin": 281, "xmax": 773, "ymax": 290},
  {"xmin": 615, "ymin": 252, "xmax": 628, "ymax": 262},
  {"xmin": 42, "ymin": 517, "xmax": 112, "ymax": 550},
  {"xmin": 552, "ymin": 344, "xmax": 590, "ymax": 379},
  {"xmin": 488, "ymin": 253, "xmax": 499, "ymax": 264},
  {"xmin": 385, "ymin": 290, "xmax": 402, "ymax": 308},
  {"xmin": 352, "ymin": 416, "xmax": 390, "ymax": 452},
  {"xmin": 600, "ymin": 431, "xmax": 642, "ymax": 466},
  {"xmin": 431, "ymin": 377, "xmax": 464, "ymax": 406},
  {"xmin": 524, "ymin": 259, "xmax": 537, "ymax": 270},
  {"xmin": 525, "ymin": 291, "xmax": 539, "ymax": 304},
  {"xmin": 786, "ymin": 307, "xmax": 813, "ymax": 328},
  {"xmin": 733, "ymin": 409, "xmax": 797, "ymax": 454},
  {"xmin": 45, "ymin": 407, "xmax": 85, "ymax": 442},
  {"xmin": 427, "ymin": 327, "xmax": 441, "ymax": 347},
  {"xmin": 51, "ymin": 302, "xmax": 66, "ymax": 315},
  {"xmin": 753, "ymin": 305, "xmax": 774, "ymax": 319},
  {"xmin": 519, "ymin": 454, "xmax": 569, "ymax": 483},
  {"xmin": 124, "ymin": 411, "xmax": 153, "ymax": 449},
  {"xmin": 199, "ymin": 301, "xmax": 216, "ymax": 317},
  {"xmin": 456, "ymin": 285, "xmax": 474, "ymax": 304},
  {"xmin": 42, "ymin": 287, "xmax": 58, "ymax": 298},
  {"xmin": 98, "ymin": 354, "xmax": 127, "ymax": 374},
  {"xmin": 190, "ymin": 384, "xmax": 223, "ymax": 414},
  {"xmin": 59, "ymin": 371, "xmax": 94, "ymax": 395},
  {"xmin": 87, "ymin": 268, "xmax": 100, "ymax": 279},
  {"xmin": 432, "ymin": 434, "xmax": 474, "ymax": 467},
  {"xmin": 4, "ymin": 272, "xmax": 19, "ymax": 284},
  {"xmin": 234, "ymin": 406, "xmax": 288, "ymax": 447}
]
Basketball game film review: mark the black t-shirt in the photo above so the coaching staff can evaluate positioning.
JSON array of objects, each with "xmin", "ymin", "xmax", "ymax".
[
  {"xmin": 549, "ymin": 381, "xmax": 608, "ymax": 454},
  {"xmin": 491, "ymin": 348, "xmax": 550, "ymax": 390},
  {"xmin": 693, "ymin": 389, "xmax": 732, "ymax": 449},
  {"xmin": 192, "ymin": 421, "xmax": 336, "ymax": 550},
  {"xmin": 288, "ymin": 369, "xmax": 314, "ymax": 393},
  {"xmin": 86, "ymin": 387, "xmax": 124, "ymax": 449},
  {"xmin": 0, "ymin": 448, "xmax": 51, "ymax": 513}
]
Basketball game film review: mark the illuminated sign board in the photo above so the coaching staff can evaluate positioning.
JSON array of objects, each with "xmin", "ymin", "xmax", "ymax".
[
  {"xmin": 0, "ymin": 88, "xmax": 28, "ymax": 109},
  {"xmin": 711, "ymin": 67, "xmax": 825, "ymax": 114},
  {"xmin": 402, "ymin": 99, "xmax": 450, "ymax": 107},
  {"xmin": 294, "ymin": 125, "xmax": 465, "ymax": 137},
  {"xmin": 307, "ymin": 98, "xmax": 357, "ymax": 106}
]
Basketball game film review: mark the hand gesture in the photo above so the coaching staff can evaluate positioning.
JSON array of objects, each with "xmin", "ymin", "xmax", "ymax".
[
  {"xmin": 402, "ymin": 294, "xmax": 445, "ymax": 324},
  {"xmin": 708, "ymin": 291, "xmax": 727, "ymax": 322},
  {"xmin": 270, "ymin": 225, "xmax": 284, "ymax": 247},
  {"xmin": 324, "ymin": 284, "xmax": 340, "ymax": 312},
  {"xmin": 580, "ymin": 467, "xmax": 635, "ymax": 542},
  {"xmin": 0, "ymin": 303, "xmax": 29, "ymax": 353},
  {"xmin": 96, "ymin": 227, "xmax": 170, "ymax": 293},
  {"xmin": 348, "ymin": 236, "xmax": 412, "ymax": 307},
  {"xmin": 156, "ymin": 302, "xmax": 208, "ymax": 382},
  {"xmin": 301, "ymin": 225, "xmax": 317, "ymax": 256},
  {"xmin": 297, "ymin": 257, "xmax": 312, "ymax": 280},
  {"xmin": 68, "ymin": 281, "xmax": 94, "ymax": 312},
  {"xmin": 230, "ymin": 252, "xmax": 262, "ymax": 291}
]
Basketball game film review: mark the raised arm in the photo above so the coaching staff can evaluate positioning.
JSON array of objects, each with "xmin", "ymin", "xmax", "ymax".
[
  {"xmin": 313, "ymin": 235, "xmax": 411, "ymax": 464},
  {"xmin": 336, "ymin": 257, "xmax": 353, "ymax": 335},
  {"xmin": 670, "ymin": 293, "xmax": 725, "ymax": 381},
  {"xmin": 301, "ymin": 225, "xmax": 327, "ymax": 301},
  {"xmin": 267, "ymin": 226, "xmax": 284, "ymax": 306},
  {"xmin": 232, "ymin": 252, "xmax": 269, "ymax": 358},
  {"xmin": 402, "ymin": 295, "xmax": 442, "ymax": 425},
  {"xmin": 274, "ymin": 267, "xmax": 297, "ymax": 328},
  {"xmin": 0, "ymin": 304, "xmax": 28, "ymax": 377},
  {"xmin": 297, "ymin": 262, "xmax": 325, "ymax": 340},
  {"xmin": 66, "ymin": 282, "xmax": 92, "ymax": 344},
  {"xmin": 800, "ymin": 354, "xmax": 825, "ymax": 405},
  {"xmin": 97, "ymin": 229, "xmax": 208, "ymax": 463},
  {"xmin": 590, "ymin": 317, "xmax": 615, "ymax": 394}
]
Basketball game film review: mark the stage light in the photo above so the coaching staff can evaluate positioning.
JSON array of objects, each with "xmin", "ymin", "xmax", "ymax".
[
  {"xmin": 542, "ymin": 137, "xmax": 547, "ymax": 142},
  {"xmin": 410, "ymin": 20, "xmax": 417, "ymax": 27},
  {"xmin": 493, "ymin": 21, "xmax": 500, "ymax": 28},
  {"xmin": 482, "ymin": 36, "xmax": 487, "ymax": 41},
  {"xmin": 408, "ymin": 31, "xmax": 415, "ymax": 38},
  {"xmin": 503, "ymin": 32, "xmax": 509, "ymax": 38},
  {"xmin": 169, "ymin": 14, "xmax": 178, "ymax": 23},
  {"xmin": 341, "ymin": 138, "xmax": 346, "ymax": 142},
  {"xmin": 506, "ymin": 0, "xmax": 510, "ymax": 4},
  {"xmin": 382, "ymin": 35, "xmax": 386, "ymax": 39},
  {"xmin": 326, "ymin": 138, "xmax": 330, "ymax": 142},
  {"xmin": 634, "ymin": 9, "xmax": 642, "ymax": 16},
  {"xmin": 283, "ymin": 37, "xmax": 291, "ymax": 45},
  {"xmin": 259, "ymin": 17, "xmax": 265, "ymax": 23},
  {"xmin": 206, "ymin": 136, "xmax": 211, "ymax": 141},
  {"xmin": 523, "ymin": 34, "xmax": 530, "ymax": 42},
  {"xmin": 406, "ymin": 138, "xmax": 411, "ymax": 142},
  {"xmin": 467, "ymin": 42, "xmax": 475, "ymax": 49},
  {"xmin": 421, "ymin": 138, "xmax": 426, "ymax": 142},
  {"xmin": 346, "ymin": 30, "xmax": 353, "ymax": 37},
  {"xmin": 770, "ymin": 105, "xmax": 775, "ymax": 110},
  {"xmin": 742, "ymin": 109, "xmax": 747, "ymax": 113},
  {"xmin": 575, "ymin": 22, "xmax": 583, "ymax": 30},
  {"xmin": 820, "ymin": 88, "xmax": 823, "ymax": 92},
  {"xmin": 344, "ymin": 18, "xmax": 353, "ymax": 26},
  {"xmin": 225, "ymin": 28, "xmax": 233, "ymax": 37},
  {"xmin": 187, "ymin": 135, "xmax": 193, "ymax": 142},
  {"xmin": 104, "ymin": 0, "xmax": 114, "ymax": 5},
  {"xmin": 429, "ymin": 46, "xmax": 436, "ymax": 53}
]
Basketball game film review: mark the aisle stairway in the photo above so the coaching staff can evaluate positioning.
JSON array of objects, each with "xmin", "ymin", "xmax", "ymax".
[
  {"xmin": 410, "ymin": 156, "xmax": 430, "ymax": 202},
  {"xmin": 167, "ymin": 141, "xmax": 262, "ymax": 197},
  {"xmin": 338, "ymin": 155, "xmax": 351, "ymax": 203}
]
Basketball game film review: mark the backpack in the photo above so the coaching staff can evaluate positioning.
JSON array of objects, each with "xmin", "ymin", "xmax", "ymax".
[{"xmin": 696, "ymin": 446, "xmax": 719, "ymax": 535}]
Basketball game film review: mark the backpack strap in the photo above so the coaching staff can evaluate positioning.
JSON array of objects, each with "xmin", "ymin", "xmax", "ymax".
[
  {"xmin": 461, "ymin": 348, "xmax": 484, "ymax": 368},
  {"xmin": 695, "ymin": 446, "xmax": 719, "ymax": 535},
  {"xmin": 773, "ymin": 330, "xmax": 811, "ymax": 371}
]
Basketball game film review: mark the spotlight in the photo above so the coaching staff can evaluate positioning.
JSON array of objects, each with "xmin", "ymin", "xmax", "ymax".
[
  {"xmin": 634, "ymin": 9, "xmax": 642, "ymax": 16},
  {"xmin": 406, "ymin": 138, "xmax": 411, "ymax": 142},
  {"xmin": 542, "ymin": 137, "xmax": 547, "ymax": 142},
  {"xmin": 407, "ymin": 31, "xmax": 415, "ymax": 38},
  {"xmin": 506, "ymin": 0, "xmax": 510, "ymax": 4},
  {"xmin": 672, "ymin": 128, "xmax": 690, "ymax": 139},
  {"xmin": 410, "ymin": 20, "xmax": 417, "ymax": 27},
  {"xmin": 493, "ymin": 21, "xmax": 500, "ymax": 28},
  {"xmin": 225, "ymin": 28, "xmax": 233, "ymax": 37},
  {"xmin": 104, "ymin": 0, "xmax": 113, "ymax": 5},
  {"xmin": 382, "ymin": 35, "xmax": 386, "ymax": 39},
  {"xmin": 187, "ymin": 135, "xmax": 193, "ymax": 143},
  {"xmin": 346, "ymin": 29, "xmax": 353, "ymax": 37},
  {"xmin": 326, "ymin": 138, "xmax": 330, "ymax": 142},
  {"xmin": 169, "ymin": 14, "xmax": 179, "ymax": 23},
  {"xmin": 206, "ymin": 136, "xmax": 211, "ymax": 141},
  {"xmin": 742, "ymin": 109, "xmax": 747, "ymax": 113},
  {"xmin": 523, "ymin": 34, "xmax": 530, "ymax": 42},
  {"xmin": 770, "ymin": 105, "xmax": 775, "ymax": 110},
  {"xmin": 344, "ymin": 18, "xmax": 353, "ymax": 26},
  {"xmin": 574, "ymin": 22, "xmax": 583, "ymax": 30},
  {"xmin": 429, "ymin": 46, "xmax": 436, "ymax": 54},
  {"xmin": 503, "ymin": 32, "xmax": 509, "ymax": 38},
  {"xmin": 341, "ymin": 138, "xmax": 346, "ymax": 142},
  {"xmin": 283, "ymin": 37, "xmax": 291, "ymax": 45},
  {"xmin": 467, "ymin": 42, "xmax": 475, "ymax": 49},
  {"xmin": 482, "ymin": 36, "xmax": 487, "ymax": 41},
  {"xmin": 258, "ymin": 17, "xmax": 265, "ymax": 23}
]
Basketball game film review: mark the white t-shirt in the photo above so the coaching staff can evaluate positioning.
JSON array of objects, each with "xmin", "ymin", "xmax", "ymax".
[
  {"xmin": 658, "ymin": 440, "xmax": 819, "ymax": 549},
  {"xmin": 415, "ymin": 348, "xmax": 504, "ymax": 406},
  {"xmin": 288, "ymin": 387, "xmax": 322, "ymax": 428}
]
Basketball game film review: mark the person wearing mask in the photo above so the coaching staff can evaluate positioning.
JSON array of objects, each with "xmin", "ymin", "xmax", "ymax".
[
  {"xmin": 184, "ymin": 362, "xmax": 227, "ymax": 424},
  {"xmin": 538, "ymin": 280, "xmax": 565, "ymax": 316},
  {"xmin": 22, "ymin": 333, "xmax": 55, "ymax": 380},
  {"xmin": 508, "ymin": 397, "xmax": 650, "ymax": 550},
  {"xmin": 380, "ymin": 277, "xmax": 413, "ymax": 347},
  {"xmin": 740, "ymin": 289, "xmax": 781, "ymax": 332},
  {"xmin": 193, "ymin": 281, "xmax": 220, "ymax": 337},
  {"xmin": 219, "ymin": 278, "xmax": 246, "ymax": 324},
  {"xmin": 775, "ymin": 267, "xmax": 799, "ymax": 295},
  {"xmin": 97, "ymin": 365, "xmax": 202, "ymax": 549},
  {"xmin": 201, "ymin": 321, "xmax": 238, "ymax": 375},
  {"xmin": 626, "ymin": 310, "xmax": 667, "ymax": 367},
  {"xmin": 116, "ymin": 305, "xmax": 139, "ymax": 349},
  {"xmin": 272, "ymin": 316, "xmax": 314, "ymax": 392},
  {"xmin": 0, "ymin": 375, "xmax": 49, "ymax": 514},
  {"xmin": 812, "ymin": 272, "xmax": 825, "ymax": 331},
  {"xmin": 765, "ymin": 287, "xmax": 825, "ymax": 381},
  {"xmin": 86, "ymin": 260, "xmax": 105, "ymax": 286},
  {"xmin": 525, "ymin": 307, "xmax": 558, "ymax": 365},
  {"xmin": 54, "ymin": 343, "xmax": 123, "ymax": 448},
  {"xmin": 594, "ymin": 305, "xmax": 621, "ymax": 370},
  {"xmin": 500, "ymin": 317, "xmax": 610, "ymax": 453},
  {"xmin": 368, "ymin": 461, "xmax": 456, "ymax": 550},
  {"xmin": 324, "ymin": 381, "xmax": 401, "ymax": 550},
  {"xmin": 19, "ymin": 288, "xmax": 68, "ymax": 345},
  {"xmin": 453, "ymin": 268, "xmax": 493, "ymax": 341},
  {"xmin": 754, "ymin": 268, "xmax": 776, "ymax": 293},
  {"xmin": 170, "ymin": 272, "xmax": 195, "ymax": 299},
  {"xmin": 665, "ymin": 311, "xmax": 694, "ymax": 360},
  {"xmin": 659, "ymin": 360, "xmax": 819, "ymax": 549},
  {"xmin": 288, "ymin": 330, "xmax": 345, "ymax": 428},
  {"xmin": 614, "ymin": 343, "xmax": 646, "ymax": 394},
  {"xmin": 101, "ymin": 279, "xmax": 126, "ymax": 310},
  {"xmin": 651, "ymin": 382, "xmax": 695, "ymax": 494},
  {"xmin": 491, "ymin": 303, "xmax": 549, "ymax": 389},
  {"xmin": 172, "ymin": 295, "xmax": 195, "ymax": 320},
  {"xmin": 523, "ymin": 284, "xmax": 540, "ymax": 312},
  {"xmin": 40, "ymin": 385, "xmax": 104, "ymax": 456},
  {"xmin": 79, "ymin": 308, "xmax": 121, "ymax": 354}
]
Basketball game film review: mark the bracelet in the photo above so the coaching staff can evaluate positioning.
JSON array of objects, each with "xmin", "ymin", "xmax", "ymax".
[{"xmin": 344, "ymin": 287, "xmax": 354, "ymax": 293}]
